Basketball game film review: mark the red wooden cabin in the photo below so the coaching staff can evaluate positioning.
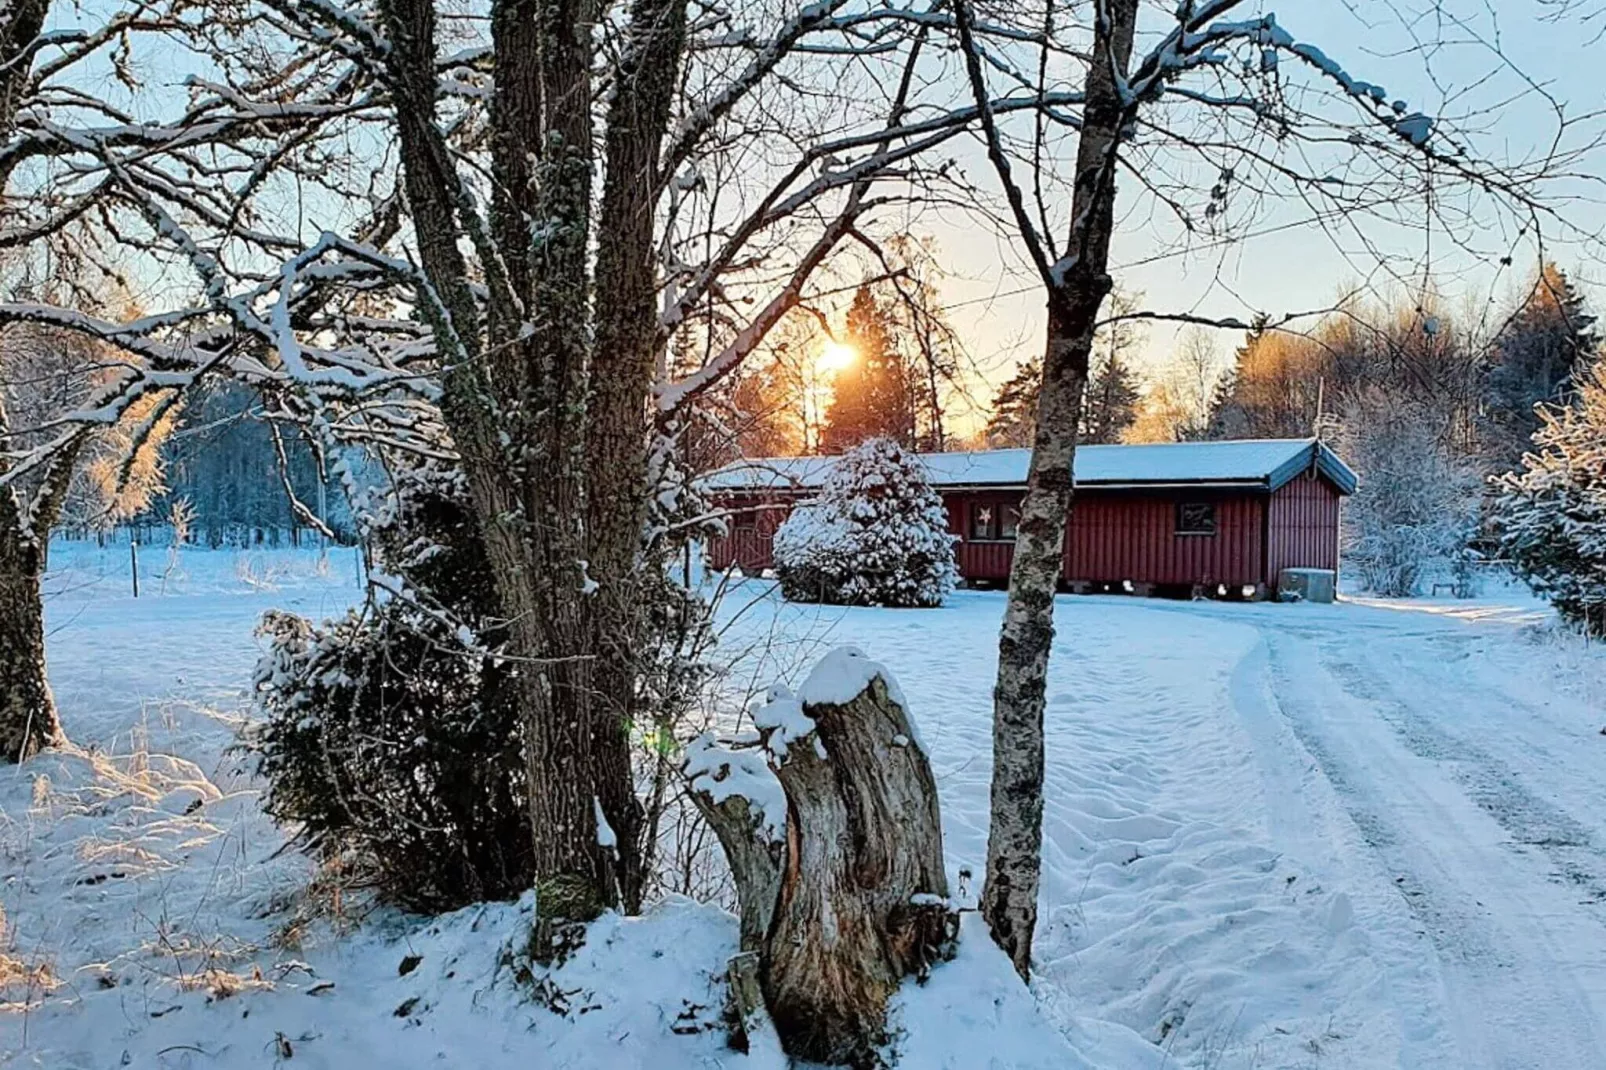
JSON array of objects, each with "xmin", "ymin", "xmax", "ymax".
[{"xmin": 702, "ymin": 439, "xmax": 1357, "ymax": 599}]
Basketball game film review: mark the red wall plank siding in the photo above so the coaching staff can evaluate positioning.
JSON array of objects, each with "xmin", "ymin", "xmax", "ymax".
[
  {"xmin": 957, "ymin": 539, "xmax": 1015, "ymax": 580},
  {"xmin": 1060, "ymin": 492, "xmax": 1264, "ymax": 588},
  {"xmin": 1266, "ymin": 470, "xmax": 1341, "ymax": 587},
  {"xmin": 707, "ymin": 475, "xmax": 1342, "ymax": 594},
  {"xmin": 705, "ymin": 494, "xmax": 791, "ymax": 573},
  {"xmin": 945, "ymin": 497, "xmax": 966, "ymax": 544},
  {"xmin": 948, "ymin": 490, "xmax": 1265, "ymax": 588}
]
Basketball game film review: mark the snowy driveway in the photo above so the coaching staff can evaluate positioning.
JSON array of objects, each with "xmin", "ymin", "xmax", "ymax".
[
  {"xmin": 760, "ymin": 589, "xmax": 1606, "ymax": 1069},
  {"xmin": 1232, "ymin": 599, "xmax": 1606, "ymax": 1070}
]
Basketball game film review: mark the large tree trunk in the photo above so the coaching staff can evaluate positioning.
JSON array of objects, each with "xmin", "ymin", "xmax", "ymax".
[
  {"xmin": 377, "ymin": 0, "xmax": 700, "ymax": 921},
  {"xmin": 508, "ymin": 0, "xmax": 622, "ymax": 926},
  {"xmin": 690, "ymin": 649, "xmax": 955, "ymax": 1067},
  {"xmin": 980, "ymin": 0, "xmax": 1139, "ymax": 979},
  {"xmin": 379, "ymin": 0, "xmax": 619, "ymax": 922},
  {"xmin": 586, "ymin": 0, "xmax": 692, "ymax": 912}
]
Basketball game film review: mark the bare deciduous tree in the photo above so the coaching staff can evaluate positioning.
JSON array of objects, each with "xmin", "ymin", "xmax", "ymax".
[
  {"xmin": 0, "ymin": 0, "xmax": 203, "ymax": 761},
  {"xmin": 951, "ymin": 0, "xmax": 1593, "ymax": 977},
  {"xmin": 0, "ymin": 0, "xmax": 1082, "ymax": 976}
]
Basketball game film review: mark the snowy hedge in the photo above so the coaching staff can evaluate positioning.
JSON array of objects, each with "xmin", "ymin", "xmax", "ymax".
[
  {"xmin": 253, "ymin": 468, "xmax": 534, "ymax": 911},
  {"xmin": 773, "ymin": 437, "xmax": 957, "ymax": 607},
  {"xmin": 1493, "ymin": 360, "xmax": 1606, "ymax": 635}
]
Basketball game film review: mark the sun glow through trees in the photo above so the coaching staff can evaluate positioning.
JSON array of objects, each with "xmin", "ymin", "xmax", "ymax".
[{"xmin": 818, "ymin": 340, "xmax": 858, "ymax": 375}]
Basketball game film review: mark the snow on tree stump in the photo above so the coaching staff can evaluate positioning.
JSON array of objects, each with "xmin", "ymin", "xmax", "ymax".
[{"xmin": 686, "ymin": 646, "xmax": 955, "ymax": 1067}]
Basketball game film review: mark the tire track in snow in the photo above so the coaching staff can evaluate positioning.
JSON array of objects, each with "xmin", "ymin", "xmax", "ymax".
[
  {"xmin": 1257, "ymin": 626, "xmax": 1606, "ymax": 1070},
  {"xmin": 1226, "ymin": 640, "xmax": 1459, "ymax": 1069},
  {"xmin": 1320, "ymin": 651, "xmax": 1606, "ymax": 912}
]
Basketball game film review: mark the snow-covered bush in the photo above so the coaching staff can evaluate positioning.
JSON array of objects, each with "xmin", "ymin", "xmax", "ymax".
[
  {"xmin": 1340, "ymin": 389, "xmax": 1480, "ymax": 596},
  {"xmin": 1493, "ymin": 360, "xmax": 1606, "ymax": 635},
  {"xmin": 253, "ymin": 468, "xmax": 533, "ymax": 911},
  {"xmin": 773, "ymin": 438, "xmax": 957, "ymax": 607}
]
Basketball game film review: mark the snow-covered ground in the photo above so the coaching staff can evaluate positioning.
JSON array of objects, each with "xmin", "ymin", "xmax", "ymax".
[{"xmin": 4, "ymin": 543, "xmax": 1605, "ymax": 1068}]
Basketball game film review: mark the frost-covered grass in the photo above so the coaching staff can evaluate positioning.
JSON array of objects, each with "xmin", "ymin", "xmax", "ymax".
[{"xmin": 5, "ymin": 544, "xmax": 1606, "ymax": 1068}]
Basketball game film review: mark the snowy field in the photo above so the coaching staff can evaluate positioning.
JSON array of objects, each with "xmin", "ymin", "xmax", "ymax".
[{"xmin": 4, "ymin": 543, "xmax": 1606, "ymax": 1068}]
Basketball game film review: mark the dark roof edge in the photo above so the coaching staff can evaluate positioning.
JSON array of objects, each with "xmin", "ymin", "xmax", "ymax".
[
  {"xmin": 720, "ymin": 477, "xmax": 1279, "ymax": 496},
  {"xmin": 1265, "ymin": 440, "xmax": 1359, "ymax": 495}
]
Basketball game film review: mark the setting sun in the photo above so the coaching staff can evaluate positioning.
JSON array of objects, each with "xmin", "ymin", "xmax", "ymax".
[{"xmin": 818, "ymin": 340, "xmax": 857, "ymax": 374}]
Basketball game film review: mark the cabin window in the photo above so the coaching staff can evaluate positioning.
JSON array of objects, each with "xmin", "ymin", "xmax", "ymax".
[
  {"xmin": 1176, "ymin": 502, "xmax": 1218, "ymax": 536},
  {"xmin": 970, "ymin": 503, "xmax": 1020, "ymax": 541}
]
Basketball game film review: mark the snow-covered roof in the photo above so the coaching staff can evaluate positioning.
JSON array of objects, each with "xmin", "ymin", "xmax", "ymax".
[{"xmin": 703, "ymin": 438, "xmax": 1358, "ymax": 495}]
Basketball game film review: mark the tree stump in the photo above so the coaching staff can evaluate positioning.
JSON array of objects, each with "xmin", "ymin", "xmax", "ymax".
[{"xmin": 686, "ymin": 647, "xmax": 955, "ymax": 1067}]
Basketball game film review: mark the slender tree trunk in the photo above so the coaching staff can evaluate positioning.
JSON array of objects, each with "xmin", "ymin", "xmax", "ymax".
[
  {"xmin": 0, "ymin": 0, "xmax": 59, "ymax": 765},
  {"xmin": 587, "ymin": 0, "xmax": 691, "ymax": 911},
  {"xmin": 511, "ymin": 0, "xmax": 618, "ymax": 921},
  {"xmin": 981, "ymin": 0, "xmax": 1139, "ymax": 979},
  {"xmin": 0, "ymin": 508, "xmax": 58, "ymax": 762},
  {"xmin": 0, "ymin": 361, "xmax": 74, "ymax": 763}
]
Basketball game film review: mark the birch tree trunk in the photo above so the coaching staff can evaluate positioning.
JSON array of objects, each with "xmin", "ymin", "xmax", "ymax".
[{"xmin": 977, "ymin": 0, "xmax": 1140, "ymax": 979}]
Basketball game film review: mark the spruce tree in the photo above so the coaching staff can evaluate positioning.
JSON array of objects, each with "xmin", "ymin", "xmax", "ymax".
[
  {"xmin": 773, "ymin": 437, "xmax": 958, "ymax": 607},
  {"xmin": 986, "ymin": 289, "xmax": 1142, "ymax": 449},
  {"xmin": 987, "ymin": 353, "xmax": 1137, "ymax": 448},
  {"xmin": 984, "ymin": 356, "xmax": 1042, "ymax": 448},
  {"xmin": 820, "ymin": 285, "xmax": 918, "ymax": 452},
  {"xmin": 1486, "ymin": 262, "xmax": 1600, "ymax": 465},
  {"xmin": 1493, "ymin": 357, "xmax": 1606, "ymax": 636},
  {"xmin": 1081, "ymin": 354, "xmax": 1140, "ymax": 444},
  {"xmin": 1206, "ymin": 312, "xmax": 1326, "ymax": 440}
]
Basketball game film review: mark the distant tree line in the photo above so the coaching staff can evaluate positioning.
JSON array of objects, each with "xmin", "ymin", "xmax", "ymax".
[
  {"xmin": 1191, "ymin": 262, "xmax": 1598, "ymax": 596},
  {"xmin": 113, "ymin": 383, "xmax": 357, "ymax": 547},
  {"xmin": 1204, "ymin": 263, "xmax": 1595, "ymax": 471}
]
